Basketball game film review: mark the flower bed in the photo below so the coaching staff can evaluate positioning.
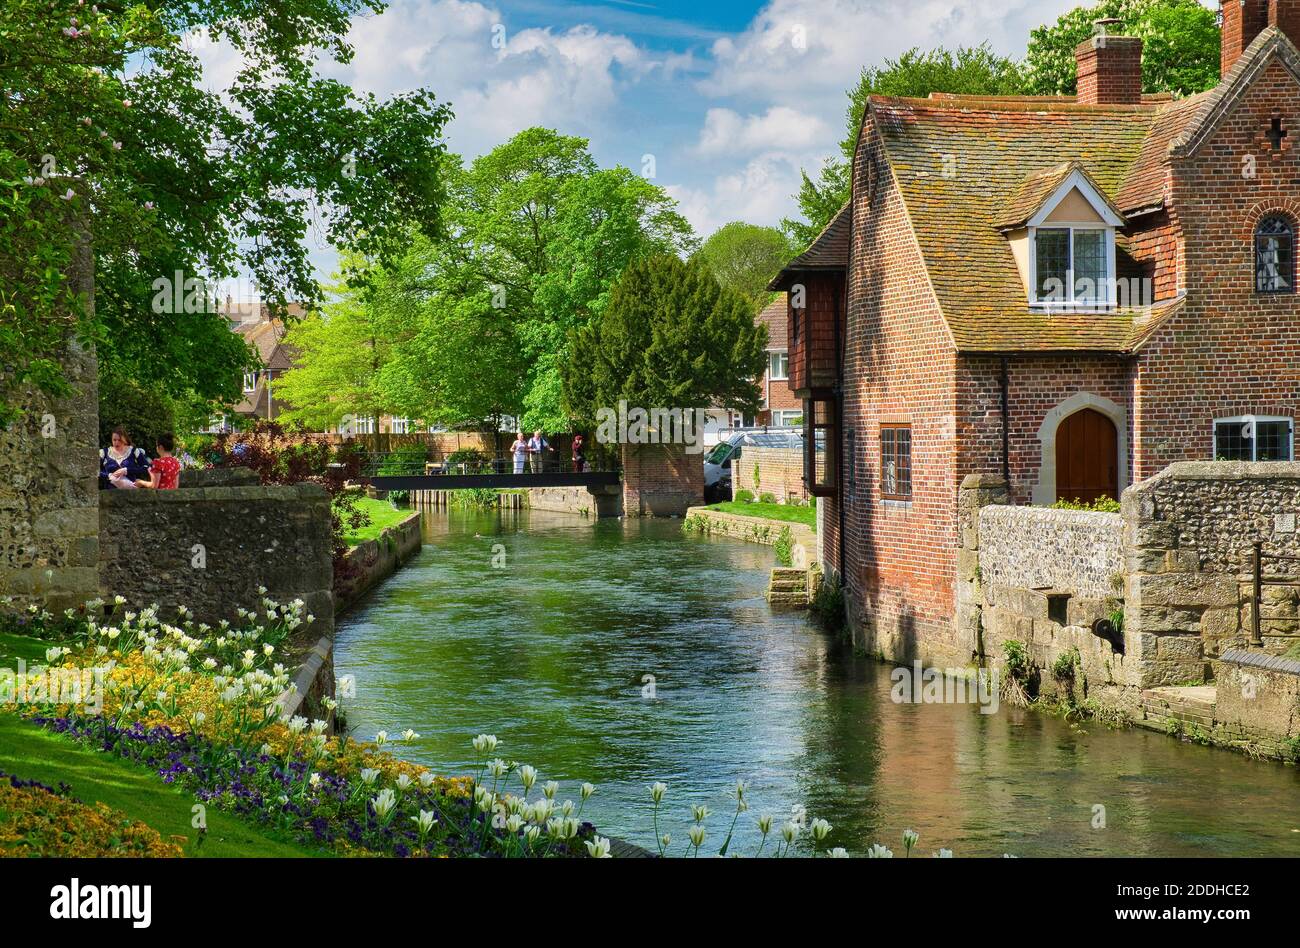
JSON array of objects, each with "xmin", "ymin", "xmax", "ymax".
[
  {"xmin": 0, "ymin": 770, "xmax": 182, "ymax": 858},
  {"xmin": 2, "ymin": 595, "xmax": 602, "ymax": 858}
]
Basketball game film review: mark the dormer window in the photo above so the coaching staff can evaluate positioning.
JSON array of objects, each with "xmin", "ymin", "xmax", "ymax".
[
  {"xmin": 1033, "ymin": 226, "xmax": 1113, "ymax": 306},
  {"xmin": 999, "ymin": 163, "xmax": 1125, "ymax": 311}
]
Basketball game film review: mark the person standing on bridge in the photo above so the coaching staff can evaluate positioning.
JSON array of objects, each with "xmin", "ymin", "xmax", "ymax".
[
  {"xmin": 528, "ymin": 429, "xmax": 549, "ymax": 474},
  {"xmin": 572, "ymin": 433, "xmax": 586, "ymax": 473},
  {"xmin": 511, "ymin": 432, "xmax": 528, "ymax": 475}
]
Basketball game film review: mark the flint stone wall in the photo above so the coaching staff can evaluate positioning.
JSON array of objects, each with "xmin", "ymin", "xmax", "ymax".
[
  {"xmin": 0, "ymin": 230, "xmax": 98, "ymax": 613},
  {"xmin": 979, "ymin": 506, "xmax": 1123, "ymax": 601},
  {"xmin": 1125, "ymin": 462, "xmax": 1300, "ymax": 686},
  {"xmin": 98, "ymin": 484, "xmax": 334, "ymax": 637}
]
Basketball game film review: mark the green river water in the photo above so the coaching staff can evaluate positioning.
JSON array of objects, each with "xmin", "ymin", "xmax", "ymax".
[{"xmin": 334, "ymin": 508, "xmax": 1300, "ymax": 857}]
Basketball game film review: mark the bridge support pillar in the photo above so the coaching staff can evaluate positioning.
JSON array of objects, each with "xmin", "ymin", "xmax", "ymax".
[{"xmin": 621, "ymin": 443, "xmax": 703, "ymax": 518}]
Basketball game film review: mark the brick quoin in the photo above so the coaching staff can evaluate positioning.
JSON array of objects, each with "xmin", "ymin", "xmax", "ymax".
[{"xmin": 797, "ymin": 16, "xmax": 1300, "ymax": 666}]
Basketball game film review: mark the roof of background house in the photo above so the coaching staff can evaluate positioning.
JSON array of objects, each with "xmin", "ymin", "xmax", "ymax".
[
  {"xmin": 756, "ymin": 294, "xmax": 788, "ymax": 349},
  {"xmin": 867, "ymin": 27, "xmax": 1298, "ymax": 353}
]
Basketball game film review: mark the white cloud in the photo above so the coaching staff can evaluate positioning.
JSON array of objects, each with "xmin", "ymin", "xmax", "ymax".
[
  {"xmin": 695, "ymin": 106, "xmax": 831, "ymax": 158},
  {"xmin": 668, "ymin": 153, "xmax": 812, "ymax": 238}
]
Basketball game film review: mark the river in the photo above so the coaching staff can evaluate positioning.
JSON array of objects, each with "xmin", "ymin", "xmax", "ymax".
[{"xmin": 334, "ymin": 508, "xmax": 1300, "ymax": 857}]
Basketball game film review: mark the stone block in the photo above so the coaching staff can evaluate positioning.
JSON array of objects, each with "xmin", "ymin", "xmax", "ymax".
[
  {"xmin": 1131, "ymin": 574, "xmax": 1239, "ymax": 609},
  {"xmin": 1156, "ymin": 635, "xmax": 1203, "ymax": 662}
]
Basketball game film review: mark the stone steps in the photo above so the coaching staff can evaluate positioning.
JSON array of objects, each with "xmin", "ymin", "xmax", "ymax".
[
  {"xmin": 1138, "ymin": 685, "xmax": 1218, "ymax": 730},
  {"xmin": 767, "ymin": 567, "xmax": 809, "ymax": 609}
]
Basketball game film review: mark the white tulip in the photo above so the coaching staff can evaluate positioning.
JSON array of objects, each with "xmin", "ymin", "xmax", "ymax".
[
  {"xmin": 585, "ymin": 836, "xmax": 612, "ymax": 858},
  {"xmin": 867, "ymin": 844, "xmax": 893, "ymax": 858},
  {"xmin": 519, "ymin": 765, "xmax": 537, "ymax": 791},
  {"xmin": 688, "ymin": 825, "xmax": 706, "ymax": 848},
  {"xmin": 650, "ymin": 781, "xmax": 667, "ymax": 803},
  {"xmin": 811, "ymin": 818, "xmax": 832, "ymax": 841},
  {"xmin": 829, "ymin": 847, "xmax": 849, "ymax": 858},
  {"xmin": 580, "ymin": 782, "xmax": 595, "ymax": 800}
]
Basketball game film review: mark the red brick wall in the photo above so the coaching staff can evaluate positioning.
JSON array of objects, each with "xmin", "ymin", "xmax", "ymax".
[
  {"xmin": 744, "ymin": 446, "xmax": 807, "ymax": 502},
  {"xmin": 1224, "ymin": 1, "xmax": 1272, "ymax": 76},
  {"xmin": 837, "ymin": 119, "xmax": 963, "ymax": 662},
  {"xmin": 1134, "ymin": 57, "xmax": 1300, "ymax": 476},
  {"xmin": 956, "ymin": 355, "xmax": 1134, "ymax": 505},
  {"xmin": 621, "ymin": 443, "xmax": 704, "ymax": 517}
]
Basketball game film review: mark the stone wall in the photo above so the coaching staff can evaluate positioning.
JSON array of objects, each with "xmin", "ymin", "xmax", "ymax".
[
  {"xmin": 958, "ymin": 463, "xmax": 1300, "ymax": 717},
  {"xmin": 685, "ymin": 506, "xmax": 817, "ymax": 564},
  {"xmin": 978, "ymin": 505, "xmax": 1124, "ymax": 601},
  {"xmin": 957, "ymin": 475, "xmax": 1133, "ymax": 694},
  {"xmin": 0, "ymin": 232, "xmax": 99, "ymax": 613},
  {"xmin": 98, "ymin": 484, "xmax": 334, "ymax": 637},
  {"xmin": 526, "ymin": 484, "xmax": 622, "ymax": 518},
  {"xmin": 1125, "ymin": 461, "xmax": 1300, "ymax": 686},
  {"xmin": 335, "ymin": 511, "xmax": 422, "ymax": 612},
  {"xmin": 739, "ymin": 446, "xmax": 807, "ymax": 503},
  {"xmin": 621, "ymin": 443, "xmax": 703, "ymax": 517}
]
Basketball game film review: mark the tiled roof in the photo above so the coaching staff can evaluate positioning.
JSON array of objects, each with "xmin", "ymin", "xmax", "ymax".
[
  {"xmin": 994, "ymin": 161, "xmax": 1126, "ymax": 232},
  {"xmin": 768, "ymin": 203, "xmax": 850, "ymax": 290},
  {"xmin": 235, "ymin": 318, "xmax": 295, "ymax": 370},
  {"xmin": 871, "ymin": 94, "xmax": 1167, "ymax": 351},
  {"xmin": 756, "ymin": 295, "xmax": 787, "ymax": 349}
]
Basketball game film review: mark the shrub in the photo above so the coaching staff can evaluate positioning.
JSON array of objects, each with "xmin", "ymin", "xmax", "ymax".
[
  {"xmin": 733, "ymin": 489, "xmax": 755, "ymax": 504},
  {"xmin": 759, "ymin": 492, "xmax": 777, "ymax": 504},
  {"xmin": 0, "ymin": 773, "xmax": 183, "ymax": 858},
  {"xmin": 774, "ymin": 526, "xmax": 794, "ymax": 567},
  {"xmin": 450, "ymin": 487, "xmax": 499, "ymax": 509},
  {"xmin": 378, "ymin": 445, "xmax": 429, "ymax": 476},
  {"xmin": 810, "ymin": 573, "xmax": 847, "ymax": 641},
  {"xmin": 98, "ymin": 374, "xmax": 175, "ymax": 453},
  {"xmin": 1051, "ymin": 496, "xmax": 1120, "ymax": 513}
]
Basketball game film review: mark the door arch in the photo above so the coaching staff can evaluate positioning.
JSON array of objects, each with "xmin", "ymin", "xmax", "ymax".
[{"xmin": 1054, "ymin": 408, "xmax": 1119, "ymax": 505}]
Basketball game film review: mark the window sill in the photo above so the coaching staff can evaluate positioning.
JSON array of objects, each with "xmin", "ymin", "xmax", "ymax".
[{"xmin": 881, "ymin": 498, "xmax": 913, "ymax": 511}]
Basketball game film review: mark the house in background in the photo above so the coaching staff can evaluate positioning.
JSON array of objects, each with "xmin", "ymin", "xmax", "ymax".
[
  {"xmin": 754, "ymin": 295, "xmax": 801, "ymax": 428},
  {"xmin": 771, "ymin": 6, "xmax": 1300, "ymax": 661}
]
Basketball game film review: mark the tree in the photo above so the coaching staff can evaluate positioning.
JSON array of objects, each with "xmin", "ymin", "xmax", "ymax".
[
  {"xmin": 0, "ymin": 0, "xmax": 452, "ymax": 426},
  {"xmin": 1025, "ymin": 0, "xmax": 1220, "ymax": 96},
  {"xmin": 694, "ymin": 223, "xmax": 798, "ymax": 311},
  {"xmin": 783, "ymin": 44, "xmax": 1025, "ymax": 246},
  {"xmin": 564, "ymin": 255, "xmax": 768, "ymax": 425}
]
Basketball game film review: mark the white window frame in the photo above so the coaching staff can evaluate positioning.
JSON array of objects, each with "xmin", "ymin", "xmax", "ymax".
[
  {"xmin": 242, "ymin": 371, "xmax": 258, "ymax": 393},
  {"xmin": 1026, "ymin": 169, "xmax": 1123, "ymax": 310},
  {"xmin": 391, "ymin": 417, "xmax": 411, "ymax": 434},
  {"xmin": 768, "ymin": 350, "xmax": 789, "ymax": 381},
  {"xmin": 772, "ymin": 410, "xmax": 802, "ymax": 428},
  {"xmin": 1213, "ymin": 415, "xmax": 1294, "ymax": 461}
]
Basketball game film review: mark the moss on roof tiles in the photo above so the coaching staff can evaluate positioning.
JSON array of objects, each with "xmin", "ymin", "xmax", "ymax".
[{"xmin": 871, "ymin": 95, "xmax": 1162, "ymax": 352}]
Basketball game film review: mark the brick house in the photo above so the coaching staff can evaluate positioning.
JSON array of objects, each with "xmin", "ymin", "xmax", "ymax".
[
  {"xmin": 771, "ymin": 7, "xmax": 1300, "ymax": 662},
  {"xmin": 755, "ymin": 295, "xmax": 802, "ymax": 428}
]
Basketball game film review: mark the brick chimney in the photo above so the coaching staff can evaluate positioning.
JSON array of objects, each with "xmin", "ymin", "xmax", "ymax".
[
  {"xmin": 1075, "ymin": 19, "xmax": 1144, "ymax": 105},
  {"xmin": 1222, "ymin": 1, "xmax": 1300, "ymax": 76}
]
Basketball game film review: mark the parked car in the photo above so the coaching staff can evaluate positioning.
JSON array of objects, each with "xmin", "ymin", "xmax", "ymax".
[{"xmin": 703, "ymin": 429, "xmax": 803, "ymax": 503}]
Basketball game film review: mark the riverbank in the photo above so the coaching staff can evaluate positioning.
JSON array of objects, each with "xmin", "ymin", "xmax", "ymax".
[
  {"xmin": 337, "ymin": 508, "xmax": 423, "ymax": 613},
  {"xmin": 334, "ymin": 507, "xmax": 1300, "ymax": 856}
]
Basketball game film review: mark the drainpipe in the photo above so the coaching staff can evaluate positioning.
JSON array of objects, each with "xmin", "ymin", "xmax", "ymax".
[{"xmin": 999, "ymin": 357, "xmax": 1011, "ymax": 486}]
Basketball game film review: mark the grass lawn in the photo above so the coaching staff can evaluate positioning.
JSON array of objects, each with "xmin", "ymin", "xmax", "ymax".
[
  {"xmin": 0, "ymin": 714, "xmax": 325, "ymax": 857},
  {"xmin": 705, "ymin": 501, "xmax": 816, "ymax": 530},
  {"xmin": 0, "ymin": 631, "xmax": 50, "ymax": 666},
  {"xmin": 345, "ymin": 496, "xmax": 416, "ymax": 547}
]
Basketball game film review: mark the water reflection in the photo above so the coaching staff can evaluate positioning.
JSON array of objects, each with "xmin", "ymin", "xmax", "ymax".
[{"xmin": 335, "ymin": 508, "xmax": 1300, "ymax": 856}]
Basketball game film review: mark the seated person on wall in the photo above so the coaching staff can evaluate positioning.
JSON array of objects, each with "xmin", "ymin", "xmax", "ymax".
[
  {"xmin": 132, "ymin": 433, "xmax": 181, "ymax": 490},
  {"xmin": 99, "ymin": 426, "xmax": 151, "ymax": 490}
]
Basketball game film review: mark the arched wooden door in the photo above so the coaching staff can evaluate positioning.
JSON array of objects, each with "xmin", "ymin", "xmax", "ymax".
[{"xmin": 1055, "ymin": 408, "xmax": 1118, "ymax": 505}]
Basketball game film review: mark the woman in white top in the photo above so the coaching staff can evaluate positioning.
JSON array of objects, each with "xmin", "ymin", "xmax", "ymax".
[{"xmin": 510, "ymin": 432, "xmax": 528, "ymax": 475}]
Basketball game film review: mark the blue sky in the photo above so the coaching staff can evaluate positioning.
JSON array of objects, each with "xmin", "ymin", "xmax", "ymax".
[{"xmin": 201, "ymin": 0, "xmax": 1219, "ymax": 290}]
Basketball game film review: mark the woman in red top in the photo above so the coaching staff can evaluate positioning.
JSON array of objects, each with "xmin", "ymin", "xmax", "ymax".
[{"xmin": 136, "ymin": 433, "xmax": 181, "ymax": 490}]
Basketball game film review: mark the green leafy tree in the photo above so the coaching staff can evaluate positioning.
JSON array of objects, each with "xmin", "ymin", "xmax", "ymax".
[
  {"xmin": 694, "ymin": 223, "xmax": 798, "ymax": 312},
  {"xmin": 564, "ymin": 255, "xmax": 767, "ymax": 426},
  {"xmin": 1025, "ymin": 0, "xmax": 1220, "ymax": 96},
  {"xmin": 0, "ymin": 0, "xmax": 452, "ymax": 426},
  {"xmin": 783, "ymin": 44, "xmax": 1025, "ymax": 245}
]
